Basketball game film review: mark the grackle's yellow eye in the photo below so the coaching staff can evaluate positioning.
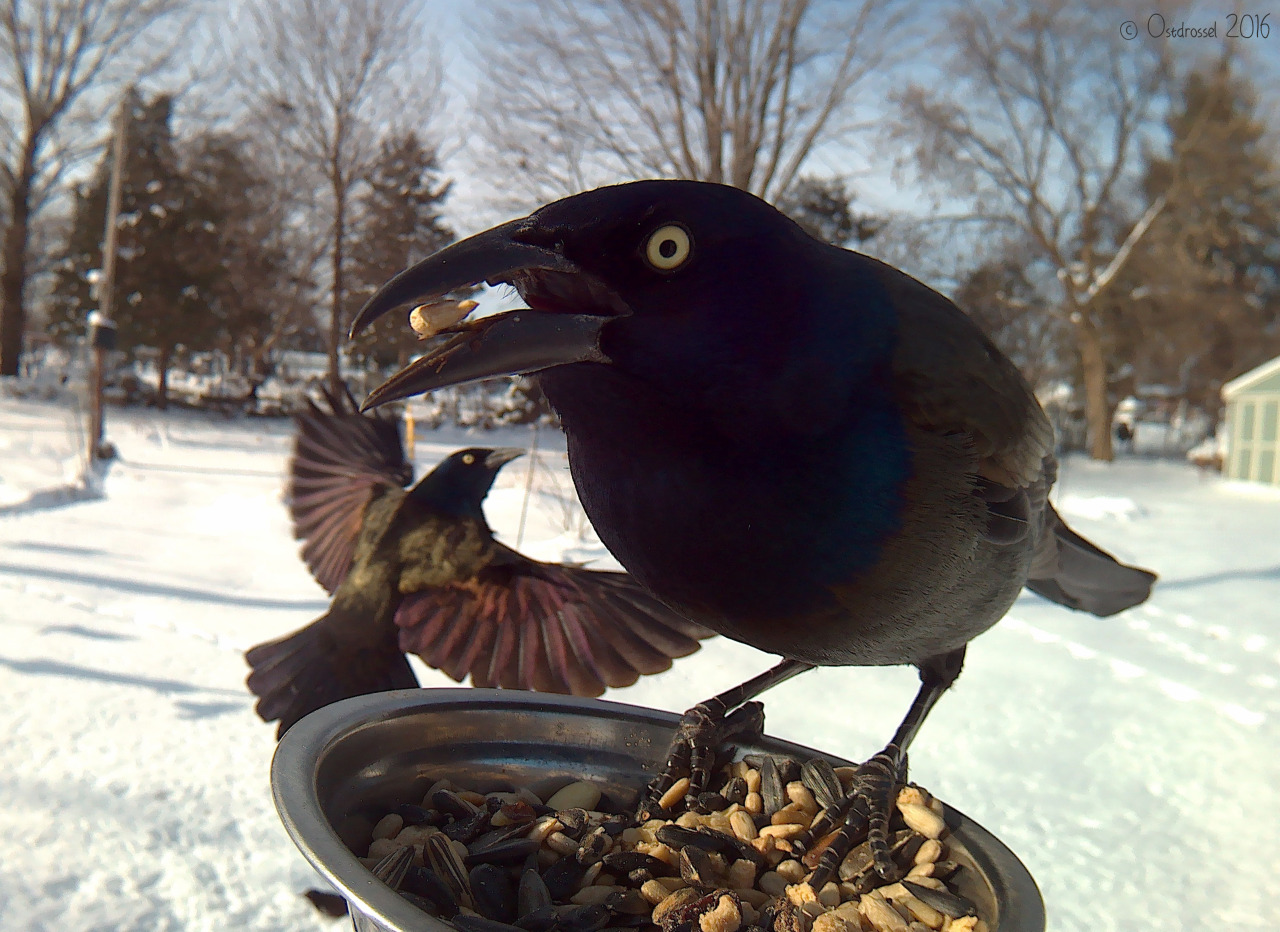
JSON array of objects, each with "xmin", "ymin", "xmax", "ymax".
[
  {"xmin": 462, "ymin": 453, "xmax": 475, "ymax": 465},
  {"xmin": 645, "ymin": 224, "xmax": 691, "ymax": 271}
]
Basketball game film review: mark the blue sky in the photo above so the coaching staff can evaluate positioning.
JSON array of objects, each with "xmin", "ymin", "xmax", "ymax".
[{"xmin": 424, "ymin": 0, "xmax": 1279, "ymax": 241}]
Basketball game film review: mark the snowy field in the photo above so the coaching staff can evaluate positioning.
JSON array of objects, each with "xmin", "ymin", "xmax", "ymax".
[{"xmin": 1, "ymin": 394, "xmax": 1277, "ymax": 932}]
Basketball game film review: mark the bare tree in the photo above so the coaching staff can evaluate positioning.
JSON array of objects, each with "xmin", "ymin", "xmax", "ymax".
[
  {"xmin": 0, "ymin": 0, "xmax": 192, "ymax": 377},
  {"xmin": 475, "ymin": 0, "xmax": 905, "ymax": 209},
  {"xmin": 889, "ymin": 0, "xmax": 1224, "ymax": 460},
  {"xmin": 233, "ymin": 0, "xmax": 441, "ymax": 397}
]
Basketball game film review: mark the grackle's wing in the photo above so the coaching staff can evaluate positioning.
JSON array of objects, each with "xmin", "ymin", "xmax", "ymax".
[
  {"xmin": 394, "ymin": 549, "xmax": 714, "ymax": 697},
  {"xmin": 881, "ymin": 265, "xmax": 1054, "ymax": 491},
  {"xmin": 288, "ymin": 387, "xmax": 413, "ymax": 593},
  {"xmin": 881, "ymin": 265, "xmax": 1156, "ymax": 603},
  {"xmin": 877, "ymin": 264, "xmax": 1056, "ymax": 546}
]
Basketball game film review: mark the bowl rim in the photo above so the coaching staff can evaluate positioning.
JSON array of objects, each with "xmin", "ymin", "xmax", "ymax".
[{"xmin": 272, "ymin": 688, "xmax": 1045, "ymax": 932}]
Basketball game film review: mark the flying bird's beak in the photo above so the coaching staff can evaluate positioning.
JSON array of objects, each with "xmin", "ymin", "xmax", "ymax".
[
  {"xmin": 350, "ymin": 218, "xmax": 619, "ymax": 412},
  {"xmin": 485, "ymin": 448, "xmax": 525, "ymax": 471}
]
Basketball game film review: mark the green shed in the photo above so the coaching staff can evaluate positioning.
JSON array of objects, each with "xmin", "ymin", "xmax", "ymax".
[{"xmin": 1223, "ymin": 355, "xmax": 1280, "ymax": 485}]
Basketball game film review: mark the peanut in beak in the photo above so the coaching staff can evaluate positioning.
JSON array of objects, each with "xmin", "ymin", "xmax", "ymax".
[{"xmin": 408, "ymin": 299, "xmax": 479, "ymax": 339}]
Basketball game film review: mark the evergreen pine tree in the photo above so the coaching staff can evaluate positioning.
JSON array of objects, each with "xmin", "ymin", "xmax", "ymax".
[
  {"xmin": 777, "ymin": 176, "xmax": 882, "ymax": 248},
  {"xmin": 183, "ymin": 130, "xmax": 292, "ymax": 393},
  {"xmin": 1124, "ymin": 58, "xmax": 1280, "ymax": 411},
  {"xmin": 47, "ymin": 91, "xmax": 225, "ymax": 407},
  {"xmin": 347, "ymin": 132, "xmax": 456, "ymax": 370}
]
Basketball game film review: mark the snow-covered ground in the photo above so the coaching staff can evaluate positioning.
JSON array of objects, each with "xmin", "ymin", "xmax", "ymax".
[{"xmin": 1, "ymin": 395, "xmax": 1276, "ymax": 932}]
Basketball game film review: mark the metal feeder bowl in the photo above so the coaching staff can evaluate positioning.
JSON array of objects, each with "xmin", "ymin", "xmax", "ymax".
[{"xmin": 271, "ymin": 689, "xmax": 1045, "ymax": 932}]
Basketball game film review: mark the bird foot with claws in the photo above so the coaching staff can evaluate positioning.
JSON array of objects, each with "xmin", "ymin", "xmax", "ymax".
[
  {"xmin": 636, "ymin": 699, "xmax": 766, "ymax": 822},
  {"xmin": 794, "ymin": 745, "xmax": 909, "ymax": 889}
]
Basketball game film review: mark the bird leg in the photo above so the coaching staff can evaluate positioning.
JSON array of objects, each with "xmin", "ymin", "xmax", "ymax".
[
  {"xmin": 638, "ymin": 658, "xmax": 814, "ymax": 821},
  {"xmin": 800, "ymin": 646, "xmax": 966, "ymax": 886}
]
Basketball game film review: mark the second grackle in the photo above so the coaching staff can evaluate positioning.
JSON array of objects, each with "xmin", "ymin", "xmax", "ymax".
[{"xmin": 245, "ymin": 388, "xmax": 712, "ymax": 738}]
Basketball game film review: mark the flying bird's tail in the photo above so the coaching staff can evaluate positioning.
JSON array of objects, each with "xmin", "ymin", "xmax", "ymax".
[
  {"xmin": 1026, "ymin": 503, "xmax": 1156, "ymax": 617},
  {"xmin": 245, "ymin": 613, "xmax": 418, "ymax": 739}
]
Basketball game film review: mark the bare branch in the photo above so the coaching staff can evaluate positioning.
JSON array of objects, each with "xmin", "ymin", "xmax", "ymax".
[
  {"xmin": 227, "ymin": 0, "xmax": 442, "ymax": 395},
  {"xmin": 475, "ymin": 0, "xmax": 906, "ymax": 208},
  {"xmin": 1, "ymin": 0, "xmax": 198, "ymax": 375}
]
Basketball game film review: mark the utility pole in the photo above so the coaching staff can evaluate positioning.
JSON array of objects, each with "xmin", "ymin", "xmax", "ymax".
[{"xmin": 89, "ymin": 93, "xmax": 129, "ymax": 462}]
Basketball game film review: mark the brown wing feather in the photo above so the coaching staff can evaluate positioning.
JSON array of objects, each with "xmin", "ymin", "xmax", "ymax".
[
  {"xmin": 288, "ymin": 388, "xmax": 413, "ymax": 593},
  {"xmin": 394, "ymin": 556, "xmax": 713, "ymax": 697}
]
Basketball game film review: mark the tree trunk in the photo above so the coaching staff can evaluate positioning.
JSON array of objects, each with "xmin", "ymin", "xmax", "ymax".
[
  {"xmin": 156, "ymin": 345, "xmax": 171, "ymax": 410},
  {"xmin": 0, "ymin": 140, "xmax": 38, "ymax": 377},
  {"xmin": 328, "ymin": 173, "xmax": 346, "ymax": 399},
  {"xmin": 1075, "ymin": 313, "xmax": 1114, "ymax": 462}
]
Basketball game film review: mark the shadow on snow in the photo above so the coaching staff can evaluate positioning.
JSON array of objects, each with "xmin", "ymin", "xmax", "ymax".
[{"xmin": 0, "ymin": 561, "xmax": 328, "ymax": 612}]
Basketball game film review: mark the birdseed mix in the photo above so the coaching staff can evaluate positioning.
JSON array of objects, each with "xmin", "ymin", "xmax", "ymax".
[{"xmin": 355, "ymin": 757, "xmax": 990, "ymax": 932}]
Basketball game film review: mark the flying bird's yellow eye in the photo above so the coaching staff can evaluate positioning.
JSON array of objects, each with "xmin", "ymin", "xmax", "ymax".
[
  {"xmin": 645, "ymin": 224, "xmax": 691, "ymax": 271},
  {"xmin": 462, "ymin": 453, "xmax": 475, "ymax": 465}
]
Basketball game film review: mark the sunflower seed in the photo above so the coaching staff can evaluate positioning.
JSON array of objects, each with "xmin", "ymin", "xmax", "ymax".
[
  {"xmin": 405, "ymin": 865, "xmax": 459, "ymax": 916},
  {"xmin": 370, "ymin": 845, "xmax": 415, "ymax": 891},
  {"xmin": 901, "ymin": 880, "xmax": 976, "ymax": 919},
  {"xmin": 799, "ymin": 760, "xmax": 841, "ymax": 811},
  {"xmin": 609, "ymin": 887, "xmax": 654, "ymax": 915},
  {"xmin": 928, "ymin": 860, "xmax": 960, "ymax": 881},
  {"xmin": 658, "ymin": 824, "xmax": 726, "ymax": 853},
  {"xmin": 542, "ymin": 851, "xmax": 588, "ymax": 900},
  {"xmin": 557, "ymin": 903, "xmax": 612, "ymax": 932},
  {"xmin": 514, "ymin": 906, "xmax": 557, "ymax": 931},
  {"xmin": 517, "ymin": 869, "xmax": 552, "ymax": 917},
  {"xmin": 435, "ymin": 789, "xmax": 482, "ymax": 819},
  {"xmin": 652, "ymin": 886, "xmax": 704, "ymax": 927},
  {"xmin": 367, "ymin": 763, "xmax": 986, "ymax": 932},
  {"xmin": 445, "ymin": 810, "xmax": 493, "ymax": 844},
  {"xmin": 603, "ymin": 851, "xmax": 672, "ymax": 876},
  {"xmin": 578, "ymin": 826, "xmax": 612, "ymax": 862},
  {"xmin": 569, "ymin": 885, "xmax": 617, "ymax": 906},
  {"xmin": 469, "ymin": 864, "xmax": 517, "ymax": 923},
  {"xmin": 397, "ymin": 803, "xmax": 447, "ymax": 826},
  {"xmin": 722, "ymin": 777, "xmax": 749, "ymax": 806},
  {"xmin": 769, "ymin": 899, "xmax": 806, "ymax": 932},
  {"xmin": 556, "ymin": 808, "xmax": 592, "ymax": 836},
  {"xmin": 426, "ymin": 831, "xmax": 474, "ymax": 909},
  {"xmin": 469, "ymin": 838, "xmax": 541, "ymax": 867},
  {"xmin": 452, "ymin": 916, "xmax": 526, "ymax": 932},
  {"xmin": 759, "ymin": 758, "xmax": 784, "ymax": 817}
]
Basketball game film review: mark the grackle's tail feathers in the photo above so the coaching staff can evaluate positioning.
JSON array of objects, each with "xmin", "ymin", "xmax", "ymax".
[
  {"xmin": 1026, "ymin": 503, "xmax": 1157, "ymax": 617},
  {"xmin": 244, "ymin": 614, "xmax": 418, "ymax": 739}
]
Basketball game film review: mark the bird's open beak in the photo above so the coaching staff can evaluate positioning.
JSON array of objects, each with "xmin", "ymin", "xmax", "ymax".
[
  {"xmin": 485, "ymin": 448, "xmax": 525, "ymax": 470},
  {"xmin": 350, "ymin": 218, "xmax": 618, "ymax": 412}
]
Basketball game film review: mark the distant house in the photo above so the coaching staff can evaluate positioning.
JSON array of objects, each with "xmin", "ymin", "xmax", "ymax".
[{"xmin": 1223, "ymin": 355, "xmax": 1280, "ymax": 486}]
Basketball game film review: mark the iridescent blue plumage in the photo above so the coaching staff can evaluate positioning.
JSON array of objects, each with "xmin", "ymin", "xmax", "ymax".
[{"xmin": 351, "ymin": 179, "xmax": 1157, "ymax": 874}]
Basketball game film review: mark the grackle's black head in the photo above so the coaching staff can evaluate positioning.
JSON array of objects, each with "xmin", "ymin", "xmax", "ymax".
[
  {"xmin": 410, "ymin": 447, "xmax": 524, "ymax": 515},
  {"xmin": 350, "ymin": 181, "xmax": 849, "ymax": 413}
]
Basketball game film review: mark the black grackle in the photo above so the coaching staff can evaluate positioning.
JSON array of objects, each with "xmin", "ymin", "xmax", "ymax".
[
  {"xmin": 348, "ymin": 180, "xmax": 1156, "ymax": 875},
  {"xmin": 245, "ymin": 388, "xmax": 712, "ymax": 738}
]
